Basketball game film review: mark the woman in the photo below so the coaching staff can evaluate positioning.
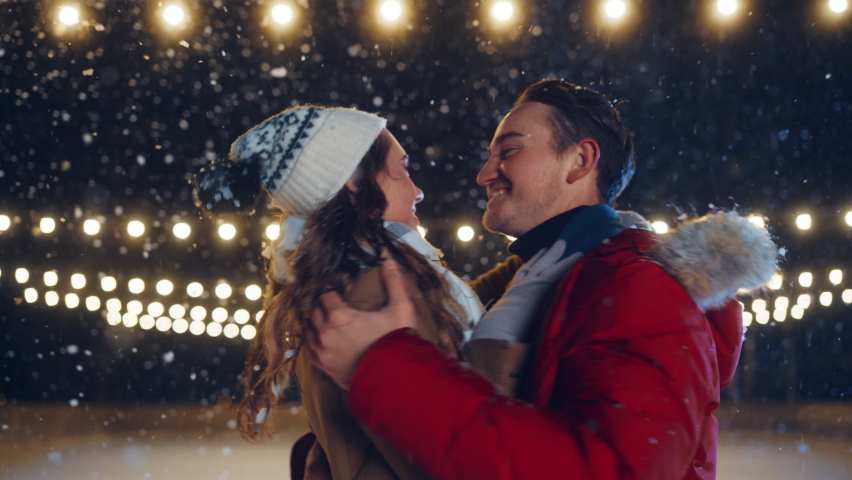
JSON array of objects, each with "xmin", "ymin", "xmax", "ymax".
[{"xmin": 195, "ymin": 105, "xmax": 484, "ymax": 479}]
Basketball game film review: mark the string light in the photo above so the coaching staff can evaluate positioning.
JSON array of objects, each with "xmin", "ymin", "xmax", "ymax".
[
  {"xmin": 106, "ymin": 311, "xmax": 121, "ymax": 325},
  {"xmin": 189, "ymin": 320, "xmax": 206, "ymax": 335},
  {"xmin": 747, "ymin": 215, "xmax": 766, "ymax": 228},
  {"xmin": 265, "ymin": 224, "xmax": 280, "ymax": 241},
  {"xmin": 774, "ymin": 296, "xmax": 789, "ymax": 310},
  {"xmin": 218, "ymin": 223, "xmax": 236, "ymax": 240},
  {"xmin": 224, "ymin": 324, "xmax": 240, "ymax": 338},
  {"xmin": 457, "ymin": 226, "xmax": 475, "ymax": 242},
  {"xmin": 127, "ymin": 221, "xmax": 145, "ymax": 238},
  {"xmin": 416, "ymin": 225, "xmax": 427, "ymax": 238},
  {"xmin": 241, "ymin": 324, "xmax": 257, "ymax": 340},
  {"xmin": 212, "ymin": 307, "xmax": 228, "ymax": 323},
  {"xmin": 755, "ymin": 310, "xmax": 770, "ymax": 324},
  {"xmin": 742, "ymin": 311, "xmax": 753, "ymax": 327},
  {"xmin": 44, "ymin": 271, "xmax": 58, "ymax": 287},
  {"xmin": 604, "ymin": 0, "xmax": 627, "ymax": 19},
  {"xmin": 24, "ymin": 288, "xmax": 38, "ymax": 303},
  {"xmin": 162, "ymin": 4, "xmax": 186, "ymax": 26},
  {"xmin": 767, "ymin": 273, "xmax": 783, "ymax": 290},
  {"xmin": 85, "ymin": 296, "xmax": 100, "ymax": 311},
  {"xmin": 206, "ymin": 322, "xmax": 223, "ymax": 337},
  {"xmin": 751, "ymin": 299, "xmax": 767, "ymax": 312},
  {"xmin": 83, "ymin": 219, "xmax": 100, "ymax": 235},
  {"xmin": 186, "ymin": 282, "xmax": 204, "ymax": 298},
  {"xmin": 156, "ymin": 316, "xmax": 172, "ymax": 332},
  {"xmin": 491, "ymin": 1, "xmax": 515, "ymax": 21},
  {"xmin": 15, "ymin": 268, "xmax": 29, "ymax": 283},
  {"xmin": 271, "ymin": 4, "xmax": 294, "ymax": 24},
  {"xmin": 40, "ymin": 218, "xmax": 56, "ymax": 234},
  {"xmin": 256, "ymin": 310, "xmax": 265, "ymax": 322},
  {"xmin": 58, "ymin": 6, "xmax": 81, "ymax": 25},
  {"xmin": 101, "ymin": 276, "xmax": 117, "ymax": 292},
  {"xmin": 45, "ymin": 291, "xmax": 60, "ymax": 307},
  {"xmin": 846, "ymin": 211, "xmax": 852, "ymax": 226},
  {"xmin": 791, "ymin": 305, "xmax": 805, "ymax": 319},
  {"xmin": 842, "ymin": 289, "xmax": 852, "ymax": 304},
  {"xmin": 70, "ymin": 273, "xmax": 86, "ymax": 289},
  {"xmin": 215, "ymin": 283, "xmax": 232, "ymax": 299},
  {"xmin": 127, "ymin": 300, "xmax": 144, "ymax": 315},
  {"xmin": 156, "ymin": 279, "xmax": 174, "ymax": 296},
  {"xmin": 128, "ymin": 278, "xmax": 145, "ymax": 294},
  {"xmin": 234, "ymin": 309, "xmax": 251, "ymax": 324},
  {"xmin": 190, "ymin": 306, "xmax": 207, "ymax": 321},
  {"xmin": 819, "ymin": 292, "xmax": 833, "ymax": 307},
  {"xmin": 829, "ymin": 269, "xmax": 843, "ymax": 285},
  {"xmin": 123, "ymin": 313, "xmax": 139, "ymax": 327},
  {"xmin": 168, "ymin": 304, "xmax": 186, "ymax": 319},
  {"xmin": 717, "ymin": 0, "xmax": 738, "ymax": 16},
  {"xmin": 796, "ymin": 214, "xmax": 812, "ymax": 230},
  {"xmin": 139, "ymin": 315, "xmax": 156, "ymax": 330},
  {"xmin": 172, "ymin": 318, "xmax": 189, "ymax": 334},
  {"xmin": 244, "ymin": 284, "xmax": 262, "ymax": 301},
  {"xmin": 0, "ymin": 215, "xmax": 10, "ymax": 231},
  {"xmin": 173, "ymin": 222, "xmax": 191, "ymax": 239},
  {"xmin": 651, "ymin": 221, "xmax": 669, "ymax": 234},
  {"xmin": 379, "ymin": 0, "xmax": 403, "ymax": 22},
  {"xmin": 105, "ymin": 298, "xmax": 122, "ymax": 312},
  {"xmin": 796, "ymin": 294, "xmax": 811, "ymax": 309},
  {"xmin": 773, "ymin": 308, "xmax": 786, "ymax": 322},
  {"xmin": 829, "ymin": 0, "xmax": 848, "ymax": 14},
  {"xmin": 798, "ymin": 272, "xmax": 813, "ymax": 288}
]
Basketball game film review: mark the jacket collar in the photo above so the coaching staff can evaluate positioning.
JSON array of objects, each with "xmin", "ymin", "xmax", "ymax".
[{"xmin": 508, "ymin": 204, "xmax": 625, "ymax": 262}]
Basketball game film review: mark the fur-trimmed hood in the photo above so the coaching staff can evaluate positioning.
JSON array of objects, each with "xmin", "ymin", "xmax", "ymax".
[{"xmin": 645, "ymin": 212, "xmax": 780, "ymax": 312}]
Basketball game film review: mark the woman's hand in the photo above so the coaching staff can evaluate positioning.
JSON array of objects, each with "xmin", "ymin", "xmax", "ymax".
[{"xmin": 305, "ymin": 260, "xmax": 417, "ymax": 390}]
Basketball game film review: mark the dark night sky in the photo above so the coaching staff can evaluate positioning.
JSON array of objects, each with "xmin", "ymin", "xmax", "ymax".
[{"xmin": 1, "ymin": 0, "xmax": 851, "ymax": 405}]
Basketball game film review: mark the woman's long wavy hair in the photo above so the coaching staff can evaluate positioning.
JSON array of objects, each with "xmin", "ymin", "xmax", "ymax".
[{"xmin": 237, "ymin": 131, "xmax": 466, "ymax": 443}]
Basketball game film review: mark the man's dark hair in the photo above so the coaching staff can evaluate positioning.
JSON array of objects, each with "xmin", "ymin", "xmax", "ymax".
[{"xmin": 515, "ymin": 80, "xmax": 635, "ymax": 205}]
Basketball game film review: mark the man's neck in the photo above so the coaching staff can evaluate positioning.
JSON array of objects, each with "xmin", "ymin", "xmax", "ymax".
[{"xmin": 508, "ymin": 205, "xmax": 625, "ymax": 262}]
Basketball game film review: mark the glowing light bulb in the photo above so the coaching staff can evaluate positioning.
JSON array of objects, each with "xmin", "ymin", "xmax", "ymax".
[
  {"xmin": 212, "ymin": 307, "xmax": 228, "ymax": 323},
  {"xmin": 106, "ymin": 311, "xmax": 121, "ymax": 325},
  {"xmin": 767, "ymin": 273, "xmax": 783, "ymax": 291},
  {"xmin": 128, "ymin": 278, "xmax": 145, "ymax": 294},
  {"xmin": 24, "ymin": 288, "xmax": 38, "ymax": 303},
  {"xmin": 717, "ymin": 0, "xmax": 738, "ymax": 16},
  {"xmin": 85, "ymin": 296, "xmax": 100, "ymax": 311},
  {"xmin": 101, "ymin": 276, "xmax": 117, "ymax": 292},
  {"xmin": 751, "ymin": 299, "xmax": 766, "ymax": 312},
  {"xmin": 105, "ymin": 298, "xmax": 122, "ymax": 312},
  {"xmin": 58, "ymin": 6, "xmax": 80, "ymax": 25},
  {"xmin": 774, "ymin": 296, "xmax": 789, "ymax": 310},
  {"xmin": 190, "ymin": 306, "xmax": 207, "ymax": 321},
  {"xmin": 416, "ymin": 225, "xmax": 427, "ymax": 238},
  {"xmin": 265, "ymin": 224, "xmax": 280, "ymax": 241},
  {"xmin": 829, "ymin": 269, "xmax": 843, "ymax": 285},
  {"xmin": 742, "ymin": 311, "xmax": 753, "ymax": 327},
  {"xmin": 172, "ymin": 318, "xmax": 189, "ymax": 334},
  {"xmin": 245, "ymin": 284, "xmax": 262, "ymax": 301},
  {"xmin": 44, "ymin": 271, "xmax": 58, "ymax": 287},
  {"xmin": 773, "ymin": 308, "xmax": 786, "ymax": 322},
  {"xmin": 492, "ymin": 1, "xmax": 514, "ymax": 21},
  {"xmin": 846, "ymin": 211, "xmax": 852, "ymax": 226},
  {"xmin": 829, "ymin": 0, "xmax": 848, "ymax": 14},
  {"xmin": 147, "ymin": 302, "xmax": 165, "ymax": 317},
  {"xmin": 755, "ymin": 310, "xmax": 770, "ymax": 324},
  {"xmin": 40, "ymin": 218, "xmax": 56, "ymax": 234},
  {"xmin": 241, "ymin": 324, "xmax": 257, "ymax": 340},
  {"xmin": 798, "ymin": 272, "xmax": 813, "ymax": 288},
  {"xmin": 127, "ymin": 300, "xmax": 143, "ymax": 315},
  {"xmin": 15, "ymin": 268, "xmax": 29, "ymax": 283},
  {"xmin": 169, "ymin": 304, "xmax": 186, "ymax": 319},
  {"xmin": 206, "ymin": 322, "xmax": 223, "ymax": 337},
  {"xmin": 604, "ymin": 0, "xmax": 627, "ymax": 19},
  {"xmin": 0, "ymin": 215, "xmax": 10, "ymax": 231},
  {"xmin": 215, "ymin": 283, "xmax": 232, "ymax": 299},
  {"xmin": 256, "ymin": 310, "xmax": 266, "ymax": 322},
  {"xmin": 139, "ymin": 315, "xmax": 156, "ymax": 330},
  {"xmin": 186, "ymin": 282, "xmax": 204, "ymax": 298},
  {"xmin": 457, "ymin": 226, "xmax": 475, "ymax": 242},
  {"xmin": 797, "ymin": 294, "xmax": 811, "ymax": 309},
  {"xmin": 234, "ymin": 309, "xmax": 251, "ymax": 325},
  {"xmin": 819, "ymin": 292, "xmax": 833, "ymax": 307},
  {"xmin": 791, "ymin": 305, "xmax": 805, "ymax": 320},
  {"xmin": 163, "ymin": 5, "xmax": 185, "ymax": 25},
  {"xmin": 66, "ymin": 293, "xmax": 80, "ymax": 308},
  {"xmin": 173, "ymin": 222, "xmax": 191, "ymax": 239},
  {"xmin": 224, "ymin": 324, "xmax": 240, "ymax": 338},
  {"xmin": 156, "ymin": 316, "xmax": 172, "ymax": 332},
  {"xmin": 218, "ymin": 223, "xmax": 236, "ymax": 240},
  {"xmin": 380, "ymin": 0, "xmax": 402, "ymax": 21},
  {"xmin": 842, "ymin": 289, "xmax": 852, "ymax": 304},
  {"xmin": 83, "ymin": 219, "xmax": 100, "ymax": 235},
  {"xmin": 156, "ymin": 279, "xmax": 174, "ymax": 296},
  {"xmin": 271, "ymin": 4, "xmax": 294, "ymax": 24},
  {"xmin": 127, "ymin": 221, "xmax": 145, "ymax": 237},
  {"xmin": 45, "ymin": 291, "xmax": 59, "ymax": 306},
  {"xmin": 189, "ymin": 320, "xmax": 206, "ymax": 335},
  {"xmin": 747, "ymin": 215, "xmax": 766, "ymax": 228},
  {"xmin": 71, "ymin": 273, "xmax": 86, "ymax": 289},
  {"xmin": 651, "ymin": 221, "xmax": 669, "ymax": 234},
  {"xmin": 795, "ymin": 214, "xmax": 811, "ymax": 230}
]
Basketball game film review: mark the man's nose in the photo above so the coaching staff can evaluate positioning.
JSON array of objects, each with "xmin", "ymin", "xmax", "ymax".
[
  {"xmin": 476, "ymin": 156, "xmax": 499, "ymax": 186},
  {"xmin": 414, "ymin": 187, "xmax": 424, "ymax": 204}
]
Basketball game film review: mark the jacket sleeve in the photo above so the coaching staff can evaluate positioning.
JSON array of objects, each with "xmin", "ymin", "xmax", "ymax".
[
  {"xmin": 467, "ymin": 255, "xmax": 523, "ymax": 308},
  {"xmin": 346, "ymin": 265, "xmax": 715, "ymax": 480}
]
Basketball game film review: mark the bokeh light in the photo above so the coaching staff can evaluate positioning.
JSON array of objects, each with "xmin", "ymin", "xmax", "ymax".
[
  {"xmin": 128, "ymin": 278, "xmax": 145, "ymax": 294},
  {"xmin": 795, "ymin": 214, "xmax": 811, "ymax": 230},
  {"xmin": 186, "ymin": 282, "xmax": 204, "ymax": 298},
  {"xmin": 156, "ymin": 316, "xmax": 172, "ymax": 332},
  {"xmin": 772, "ymin": 308, "xmax": 786, "ymax": 322},
  {"xmin": 147, "ymin": 302, "xmax": 165, "ymax": 317},
  {"xmin": 798, "ymin": 272, "xmax": 813, "ymax": 288},
  {"xmin": 846, "ymin": 211, "xmax": 852, "ymax": 226},
  {"xmin": 190, "ymin": 306, "xmax": 207, "ymax": 321},
  {"xmin": 139, "ymin": 315, "xmax": 156, "ymax": 330},
  {"xmin": 241, "ymin": 324, "xmax": 257, "ymax": 340},
  {"xmin": 380, "ymin": 0, "xmax": 403, "ymax": 21},
  {"xmin": 223, "ymin": 324, "xmax": 240, "ymax": 339},
  {"xmin": 101, "ymin": 276, "xmax": 117, "ymax": 292},
  {"xmin": 829, "ymin": 0, "xmax": 848, "ymax": 14},
  {"xmin": 70, "ymin": 273, "xmax": 86, "ymax": 289},
  {"xmin": 212, "ymin": 307, "xmax": 229, "ymax": 323},
  {"xmin": 767, "ymin": 273, "xmax": 783, "ymax": 291},
  {"xmin": 172, "ymin": 318, "xmax": 189, "ymax": 334},
  {"xmin": 206, "ymin": 322, "xmax": 223, "ymax": 337},
  {"xmin": 651, "ymin": 221, "xmax": 669, "ymax": 234},
  {"xmin": 156, "ymin": 279, "xmax": 174, "ymax": 296},
  {"xmin": 162, "ymin": 5, "xmax": 185, "ymax": 26},
  {"xmin": 45, "ymin": 291, "xmax": 60, "ymax": 307},
  {"xmin": 457, "ymin": 226, "xmax": 475, "ymax": 242},
  {"xmin": 168, "ymin": 304, "xmax": 186, "ymax": 319},
  {"xmin": 189, "ymin": 321, "xmax": 206, "ymax": 335},
  {"xmin": 797, "ymin": 294, "xmax": 811, "ymax": 309},
  {"xmin": 829, "ymin": 269, "xmax": 843, "ymax": 285},
  {"xmin": 755, "ymin": 310, "xmax": 770, "ymax": 325},
  {"xmin": 819, "ymin": 292, "xmax": 833, "ymax": 306},
  {"xmin": 85, "ymin": 296, "xmax": 100, "ymax": 311},
  {"xmin": 492, "ymin": 1, "xmax": 514, "ymax": 21},
  {"xmin": 774, "ymin": 296, "xmax": 789, "ymax": 310},
  {"xmin": 604, "ymin": 0, "xmax": 627, "ymax": 19},
  {"xmin": 234, "ymin": 309, "xmax": 251, "ymax": 324},
  {"xmin": 742, "ymin": 311, "xmax": 752, "ymax": 327},
  {"xmin": 105, "ymin": 298, "xmax": 122, "ymax": 312},
  {"xmin": 265, "ymin": 224, "xmax": 280, "ymax": 240},
  {"xmin": 83, "ymin": 219, "xmax": 100, "ymax": 235},
  {"xmin": 40, "ymin": 218, "xmax": 56, "ymax": 234},
  {"xmin": 416, "ymin": 225, "xmax": 427, "ymax": 238},
  {"xmin": 106, "ymin": 311, "xmax": 121, "ymax": 325},
  {"xmin": 58, "ymin": 6, "xmax": 80, "ymax": 25},
  {"xmin": 24, "ymin": 288, "xmax": 38, "ymax": 303},
  {"xmin": 218, "ymin": 223, "xmax": 236, "ymax": 240},
  {"xmin": 842, "ymin": 289, "xmax": 852, "ymax": 304},
  {"xmin": 717, "ymin": 0, "xmax": 738, "ymax": 16},
  {"xmin": 15, "ymin": 268, "xmax": 29, "ymax": 283},
  {"xmin": 123, "ymin": 313, "xmax": 139, "ymax": 328},
  {"xmin": 747, "ymin": 215, "xmax": 766, "ymax": 228},
  {"xmin": 127, "ymin": 300, "xmax": 143, "ymax": 315},
  {"xmin": 0, "ymin": 215, "xmax": 10, "ymax": 231},
  {"xmin": 245, "ymin": 284, "xmax": 262, "ymax": 301},
  {"xmin": 271, "ymin": 4, "xmax": 294, "ymax": 24},
  {"xmin": 751, "ymin": 299, "xmax": 766, "ymax": 312},
  {"xmin": 215, "ymin": 283, "xmax": 232, "ymax": 299},
  {"xmin": 44, "ymin": 271, "xmax": 58, "ymax": 287},
  {"xmin": 791, "ymin": 305, "xmax": 805, "ymax": 320},
  {"xmin": 173, "ymin": 222, "xmax": 191, "ymax": 239},
  {"xmin": 127, "ymin": 220, "xmax": 145, "ymax": 237}
]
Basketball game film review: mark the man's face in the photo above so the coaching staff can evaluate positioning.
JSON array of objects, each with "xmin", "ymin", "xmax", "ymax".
[{"xmin": 476, "ymin": 102, "xmax": 571, "ymax": 237}]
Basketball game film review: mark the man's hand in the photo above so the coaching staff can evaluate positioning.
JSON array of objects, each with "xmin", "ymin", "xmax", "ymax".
[{"xmin": 305, "ymin": 260, "xmax": 417, "ymax": 390}]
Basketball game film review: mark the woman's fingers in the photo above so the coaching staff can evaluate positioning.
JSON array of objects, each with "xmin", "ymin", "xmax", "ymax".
[
  {"xmin": 317, "ymin": 290, "xmax": 347, "ymax": 325},
  {"xmin": 380, "ymin": 259, "xmax": 411, "ymax": 309}
]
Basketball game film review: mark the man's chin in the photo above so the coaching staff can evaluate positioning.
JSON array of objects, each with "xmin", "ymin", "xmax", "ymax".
[{"xmin": 482, "ymin": 211, "xmax": 514, "ymax": 237}]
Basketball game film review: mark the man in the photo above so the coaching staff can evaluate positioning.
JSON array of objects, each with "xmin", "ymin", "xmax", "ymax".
[{"xmin": 305, "ymin": 80, "xmax": 778, "ymax": 479}]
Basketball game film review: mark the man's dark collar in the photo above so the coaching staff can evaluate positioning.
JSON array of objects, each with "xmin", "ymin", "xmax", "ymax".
[{"xmin": 507, "ymin": 205, "xmax": 625, "ymax": 262}]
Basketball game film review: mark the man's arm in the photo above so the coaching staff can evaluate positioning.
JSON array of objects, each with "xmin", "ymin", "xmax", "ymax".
[{"xmin": 332, "ymin": 265, "xmax": 716, "ymax": 480}]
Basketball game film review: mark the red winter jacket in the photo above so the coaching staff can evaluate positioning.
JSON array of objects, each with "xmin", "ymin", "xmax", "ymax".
[{"xmin": 346, "ymin": 228, "xmax": 745, "ymax": 480}]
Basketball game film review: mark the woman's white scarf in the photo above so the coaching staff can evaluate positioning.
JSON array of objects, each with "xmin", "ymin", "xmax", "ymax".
[{"xmin": 261, "ymin": 217, "xmax": 484, "ymax": 338}]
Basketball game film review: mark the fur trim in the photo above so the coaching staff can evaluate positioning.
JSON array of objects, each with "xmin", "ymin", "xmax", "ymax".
[{"xmin": 648, "ymin": 212, "xmax": 780, "ymax": 312}]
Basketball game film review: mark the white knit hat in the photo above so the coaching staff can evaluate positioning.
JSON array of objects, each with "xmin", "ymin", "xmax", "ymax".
[{"xmin": 228, "ymin": 106, "xmax": 387, "ymax": 216}]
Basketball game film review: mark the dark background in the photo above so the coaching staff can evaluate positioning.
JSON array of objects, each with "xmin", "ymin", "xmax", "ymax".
[{"xmin": 1, "ymin": 0, "xmax": 850, "ymax": 406}]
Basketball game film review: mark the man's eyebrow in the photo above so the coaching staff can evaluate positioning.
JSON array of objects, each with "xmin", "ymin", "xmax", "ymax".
[{"xmin": 486, "ymin": 131, "xmax": 526, "ymax": 155}]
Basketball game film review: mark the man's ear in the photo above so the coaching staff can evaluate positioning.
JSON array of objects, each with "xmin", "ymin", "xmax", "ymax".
[{"xmin": 566, "ymin": 138, "xmax": 600, "ymax": 184}]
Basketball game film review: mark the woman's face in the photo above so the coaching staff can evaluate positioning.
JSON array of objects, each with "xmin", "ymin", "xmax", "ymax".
[{"xmin": 376, "ymin": 131, "xmax": 423, "ymax": 230}]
